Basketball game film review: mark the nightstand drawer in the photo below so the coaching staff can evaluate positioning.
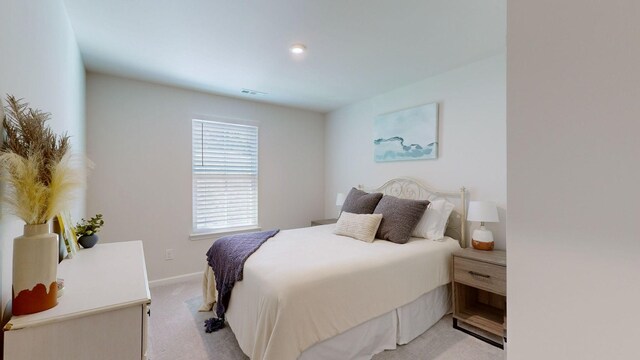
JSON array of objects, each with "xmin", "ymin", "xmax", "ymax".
[{"xmin": 454, "ymin": 257, "xmax": 506, "ymax": 296}]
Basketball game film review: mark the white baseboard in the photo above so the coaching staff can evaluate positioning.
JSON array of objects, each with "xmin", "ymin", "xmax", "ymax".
[{"xmin": 149, "ymin": 271, "xmax": 202, "ymax": 288}]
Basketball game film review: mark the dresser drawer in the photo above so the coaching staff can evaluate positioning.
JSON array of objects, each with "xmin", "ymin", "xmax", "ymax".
[{"xmin": 454, "ymin": 257, "xmax": 506, "ymax": 296}]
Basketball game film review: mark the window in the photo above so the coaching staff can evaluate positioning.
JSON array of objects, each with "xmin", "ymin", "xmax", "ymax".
[{"xmin": 192, "ymin": 119, "xmax": 258, "ymax": 233}]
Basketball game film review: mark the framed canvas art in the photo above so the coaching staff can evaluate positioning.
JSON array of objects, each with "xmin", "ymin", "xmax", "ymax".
[{"xmin": 373, "ymin": 103, "xmax": 438, "ymax": 162}]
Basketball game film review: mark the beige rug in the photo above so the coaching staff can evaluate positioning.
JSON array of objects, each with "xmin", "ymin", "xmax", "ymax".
[{"xmin": 148, "ymin": 278, "xmax": 504, "ymax": 360}]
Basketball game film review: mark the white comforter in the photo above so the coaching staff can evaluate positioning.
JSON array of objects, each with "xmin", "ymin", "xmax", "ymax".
[{"xmin": 201, "ymin": 224, "xmax": 460, "ymax": 360}]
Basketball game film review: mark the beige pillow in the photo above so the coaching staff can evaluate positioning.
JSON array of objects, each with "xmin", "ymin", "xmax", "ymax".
[{"xmin": 333, "ymin": 211, "xmax": 383, "ymax": 243}]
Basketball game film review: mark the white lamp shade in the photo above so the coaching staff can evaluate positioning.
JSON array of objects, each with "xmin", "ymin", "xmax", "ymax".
[
  {"xmin": 467, "ymin": 201, "xmax": 499, "ymax": 223},
  {"xmin": 336, "ymin": 193, "xmax": 346, "ymax": 207}
]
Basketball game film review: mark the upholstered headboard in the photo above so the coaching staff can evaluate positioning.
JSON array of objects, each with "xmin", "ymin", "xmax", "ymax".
[{"xmin": 361, "ymin": 177, "xmax": 467, "ymax": 247}]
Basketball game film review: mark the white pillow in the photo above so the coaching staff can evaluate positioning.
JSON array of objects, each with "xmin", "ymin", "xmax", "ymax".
[
  {"xmin": 411, "ymin": 199, "xmax": 455, "ymax": 240},
  {"xmin": 333, "ymin": 211, "xmax": 383, "ymax": 243}
]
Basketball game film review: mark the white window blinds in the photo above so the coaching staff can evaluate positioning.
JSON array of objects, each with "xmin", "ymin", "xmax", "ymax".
[{"xmin": 192, "ymin": 119, "xmax": 259, "ymax": 232}]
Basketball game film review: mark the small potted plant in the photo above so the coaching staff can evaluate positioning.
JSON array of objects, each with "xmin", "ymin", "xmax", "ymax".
[{"xmin": 75, "ymin": 214, "xmax": 104, "ymax": 248}]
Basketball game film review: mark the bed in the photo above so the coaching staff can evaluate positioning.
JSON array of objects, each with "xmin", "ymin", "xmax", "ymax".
[{"xmin": 201, "ymin": 177, "xmax": 467, "ymax": 360}]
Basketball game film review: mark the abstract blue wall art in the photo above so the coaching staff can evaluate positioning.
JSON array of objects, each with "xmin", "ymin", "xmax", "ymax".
[{"xmin": 373, "ymin": 103, "xmax": 438, "ymax": 162}]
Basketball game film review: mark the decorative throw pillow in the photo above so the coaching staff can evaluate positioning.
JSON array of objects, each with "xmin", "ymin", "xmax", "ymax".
[
  {"xmin": 373, "ymin": 196, "xmax": 430, "ymax": 244},
  {"xmin": 341, "ymin": 188, "xmax": 383, "ymax": 214},
  {"xmin": 412, "ymin": 199, "xmax": 456, "ymax": 240},
  {"xmin": 333, "ymin": 212, "xmax": 383, "ymax": 243}
]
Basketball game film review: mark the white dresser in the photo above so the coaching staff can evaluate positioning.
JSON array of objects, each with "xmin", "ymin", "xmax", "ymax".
[{"xmin": 4, "ymin": 241, "xmax": 151, "ymax": 360}]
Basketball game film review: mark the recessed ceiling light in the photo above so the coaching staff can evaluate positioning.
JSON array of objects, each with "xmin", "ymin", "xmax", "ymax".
[{"xmin": 290, "ymin": 44, "xmax": 307, "ymax": 54}]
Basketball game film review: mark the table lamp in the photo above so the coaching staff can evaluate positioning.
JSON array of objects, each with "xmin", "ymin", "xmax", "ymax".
[
  {"xmin": 335, "ymin": 193, "xmax": 346, "ymax": 218},
  {"xmin": 467, "ymin": 201, "xmax": 499, "ymax": 250}
]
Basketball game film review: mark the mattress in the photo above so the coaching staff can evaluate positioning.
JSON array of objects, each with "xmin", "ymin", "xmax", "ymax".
[{"xmin": 202, "ymin": 224, "xmax": 460, "ymax": 360}]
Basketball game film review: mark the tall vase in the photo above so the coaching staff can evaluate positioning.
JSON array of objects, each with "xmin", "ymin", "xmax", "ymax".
[{"xmin": 12, "ymin": 223, "xmax": 58, "ymax": 315}]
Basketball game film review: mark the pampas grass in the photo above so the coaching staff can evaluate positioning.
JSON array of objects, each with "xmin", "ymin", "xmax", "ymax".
[{"xmin": 1, "ymin": 95, "xmax": 84, "ymax": 225}]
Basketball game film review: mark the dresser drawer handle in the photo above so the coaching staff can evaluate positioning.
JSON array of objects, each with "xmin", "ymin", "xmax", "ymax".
[{"xmin": 468, "ymin": 271, "xmax": 491, "ymax": 278}]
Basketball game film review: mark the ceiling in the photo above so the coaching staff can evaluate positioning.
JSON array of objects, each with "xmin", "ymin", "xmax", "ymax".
[{"xmin": 63, "ymin": 0, "xmax": 505, "ymax": 113}]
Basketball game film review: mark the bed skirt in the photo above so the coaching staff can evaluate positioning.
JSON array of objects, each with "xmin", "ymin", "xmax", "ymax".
[{"xmin": 299, "ymin": 284, "xmax": 451, "ymax": 360}]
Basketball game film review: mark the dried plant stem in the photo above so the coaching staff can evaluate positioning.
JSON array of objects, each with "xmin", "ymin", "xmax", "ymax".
[{"xmin": 1, "ymin": 95, "xmax": 83, "ymax": 224}]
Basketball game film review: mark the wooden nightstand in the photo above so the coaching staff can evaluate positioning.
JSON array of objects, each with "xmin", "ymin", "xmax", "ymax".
[
  {"xmin": 310, "ymin": 218, "xmax": 338, "ymax": 226},
  {"xmin": 452, "ymin": 248, "xmax": 506, "ymax": 349}
]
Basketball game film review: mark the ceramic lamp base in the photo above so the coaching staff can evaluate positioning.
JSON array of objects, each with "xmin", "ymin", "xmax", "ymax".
[
  {"xmin": 471, "ymin": 227, "xmax": 494, "ymax": 251},
  {"xmin": 472, "ymin": 239, "xmax": 495, "ymax": 251}
]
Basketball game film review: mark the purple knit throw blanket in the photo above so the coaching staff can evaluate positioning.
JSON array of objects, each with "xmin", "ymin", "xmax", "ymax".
[{"xmin": 206, "ymin": 229, "xmax": 279, "ymax": 320}]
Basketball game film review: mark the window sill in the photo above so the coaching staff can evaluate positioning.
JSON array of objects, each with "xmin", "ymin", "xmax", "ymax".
[{"xmin": 189, "ymin": 226, "xmax": 262, "ymax": 241}]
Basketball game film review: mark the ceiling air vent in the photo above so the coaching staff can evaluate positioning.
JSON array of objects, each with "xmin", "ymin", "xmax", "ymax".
[{"xmin": 241, "ymin": 88, "xmax": 267, "ymax": 96}]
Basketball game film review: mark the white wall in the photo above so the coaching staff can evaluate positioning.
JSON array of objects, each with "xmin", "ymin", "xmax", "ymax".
[
  {"xmin": 508, "ymin": 1, "xmax": 640, "ymax": 358},
  {"xmin": 324, "ymin": 55, "xmax": 506, "ymax": 249},
  {"xmin": 85, "ymin": 73, "xmax": 325, "ymax": 281},
  {"xmin": 0, "ymin": 0, "xmax": 85, "ymax": 331}
]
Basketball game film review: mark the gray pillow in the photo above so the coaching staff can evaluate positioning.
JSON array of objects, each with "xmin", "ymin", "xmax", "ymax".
[
  {"xmin": 341, "ymin": 188, "xmax": 383, "ymax": 214},
  {"xmin": 374, "ymin": 196, "xmax": 430, "ymax": 244}
]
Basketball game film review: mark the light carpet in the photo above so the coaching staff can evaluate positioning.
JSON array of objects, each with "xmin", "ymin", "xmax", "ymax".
[{"xmin": 148, "ymin": 278, "xmax": 505, "ymax": 360}]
